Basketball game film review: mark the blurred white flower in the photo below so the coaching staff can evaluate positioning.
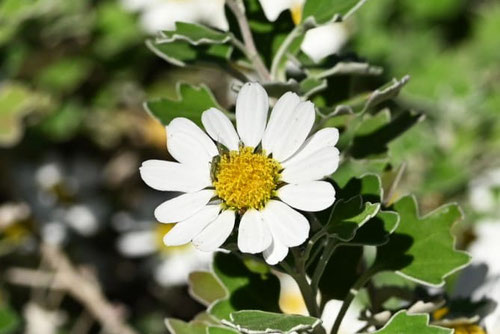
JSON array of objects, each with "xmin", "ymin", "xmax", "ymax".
[
  {"xmin": 258, "ymin": 0, "xmax": 349, "ymax": 62},
  {"xmin": 469, "ymin": 168, "xmax": 500, "ymax": 215},
  {"xmin": 120, "ymin": 0, "xmax": 228, "ymax": 33},
  {"xmin": 115, "ymin": 213, "xmax": 212, "ymax": 286},
  {"xmin": 0, "ymin": 202, "xmax": 30, "ymax": 228},
  {"xmin": 454, "ymin": 220, "xmax": 500, "ymax": 333},
  {"xmin": 140, "ymin": 83, "xmax": 339, "ymax": 264},
  {"xmin": 301, "ymin": 23, "xmax": 349, "ymax": 62}
]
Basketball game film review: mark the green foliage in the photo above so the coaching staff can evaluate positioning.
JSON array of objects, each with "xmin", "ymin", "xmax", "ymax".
[
  {"xmin": 165, "ymin": 319, "xmax": 207, "ymax": 334},
  {"xmin": 188, "ymin": 271, "xmax": 227, "ymax": 306},
  {"xmin": 0, "ymin": 307, "xmax": 20, "ymax": 334},
  {"xmin": 209, "ymin": 253, "xmax": 281, "ymax": 320},
  {"xmin": 302, "ymin": 0, "xmax": 365, "ymax": 24},
  {"xmin": 373, "ymin": 311, "xmax": 452, "ymax": 334},
  {"xmin": 326, "ymin": 196, "xmax": 380, "ymax": 241},
  {"xmin": 228, "ymin": 310, "xmax": 321, "ymax": 333},
  {"xmin": 158, "ymin": 22, "xmax": 231, "ymax": 45},
  {"xmin": 374, "ymin": 196, "xmax": 471, "ymax": 286},
  {"xmin": 145, "ymin": 83, "xmax": 224, "ymax": 126},
  {"xmin": 0, "ymin": 82, "xmax": 51, "ymax": 146}
]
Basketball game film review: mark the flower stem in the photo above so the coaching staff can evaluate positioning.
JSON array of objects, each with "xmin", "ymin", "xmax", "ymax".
[
  {"xmin": 270, "ymin": 24, "xmax": 303, "ymax": 80},
  {"xmin": 226, "ymin": 0, "xmax": 271, "ymax": 82},
  {"xmin": 311, "ymin": 238, "xmax": 338, "ymax": 295},
  {"xmin": 329, "ymin": 269, "xmax": 375, "ymax": 334},
  {"xmin": 283, "ymin": 249, "xmax": 320, "ymax": 318}
]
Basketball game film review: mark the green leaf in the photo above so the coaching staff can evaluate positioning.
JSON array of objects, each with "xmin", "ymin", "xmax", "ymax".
[
  {"xmin": 209, "ymin": 253, "xmax": 281, "ymax": 320},
  {"xmin": 350, "ymin": 110, "xmax": 424, "ymax": 159},
  {"xmin": 0, "ymin": 307, "xmax": 20, "ymax": 334},
  {"xmin": 145, "ymin": 83, "xmax": 224, "ymax": 126},
  {"xmin": 336, "ymin": 174, "xmax": 383, "ymax": 202},
  {"xmin": 299, "ymin": 77, "xmax": 327, "ymax": 98},
  {"xmin": 0, "ymin": 82, "xmax": 51, "ymax": 147},
  {"xmin": 350, "ymin": 211, "xmax": 400, "ymax": 246},
  {"xmin": 326, "ymin": 196, "xmax": 381, "ymax": 241},
  {"xmin": 188, "ymin": 271, "xmax": 227, "ymax": 306},
  {"xmin": 165, "ymin": 319, "xmax": 207, "ymax": 334},
  {"xmin": 302, "ymin": 0, "xmax": 365, "ymax": 24},
  {"xmin": 316, "ymin": 246, "xmax": 364, "ymax": 302},
  {"xmin": 35, "ymin": 57, "xmax": 92, "ymax": 94},
  {"xmin": 373, "ymin": 311, "xmax": 452, "ymax": 334},
  {"xmin": 374, "ymin": 196, "xmax": 471, "ymax": 286},
  {"xmin": 362, "ymin": 76, "xmax": 410, "ymax": 112},
  {"xmin": 158, "ymin": 22, "xmax": 230, "ymax": 45},
  {"xmin": 147, "ymin": 39, "xmax": 232, "ymax": 67},
  {"xmin": 228, "ymin": 311, "xmax": 321, "ymax": 333},
  {"xmin": 207, "ymin": 327, "xmax": 239, "ymax": 334}
]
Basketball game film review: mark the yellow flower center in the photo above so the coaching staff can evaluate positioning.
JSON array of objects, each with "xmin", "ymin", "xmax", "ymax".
[
  {"xmin": 449, "ymin": 324, "xmax": 485, "ymax": 334},
  {"xmin": 213, "ymin": 147, "xmax": 281, "ymax": 211},
  {"xmin": 291, "ymin": 3, "xmax": 303, "ymax": 25}
]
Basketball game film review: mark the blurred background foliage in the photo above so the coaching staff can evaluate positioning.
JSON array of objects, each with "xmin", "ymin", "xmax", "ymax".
[{"xmin": 0, "ymin": 0, "xmax": 499, "ymax": 332}]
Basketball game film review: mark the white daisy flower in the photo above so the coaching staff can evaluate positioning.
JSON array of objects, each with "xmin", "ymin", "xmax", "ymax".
[
  {"xmin": 140, "ymin": 82, "xmax": 339, "ymax": 265},
  {"xmin": 258, "ymin": 0, "xmax": 349, "ymax": 63}
]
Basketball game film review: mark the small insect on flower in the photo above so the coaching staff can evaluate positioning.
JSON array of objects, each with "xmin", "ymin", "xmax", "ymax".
[{"xmin": 139, "ymin": 82, "xmax": 340, "ymax": 264}]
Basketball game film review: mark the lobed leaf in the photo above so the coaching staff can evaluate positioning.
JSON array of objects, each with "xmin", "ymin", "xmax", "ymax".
[
  {"xmin": 373, "ymin": 196, "xmax": 471, "ymax": 286},
  {"xmin": 302, "ymin": 0, "xmax": 366, "ymax": 24},
  {"xmin": 227, "ymin": 310, "xmax": 321, "ymax": 334},
  {"xmin": 373, "ymin": 311, "xmax": 452, "ymax": 334},
  {"xmin": 145, "ymin": 83, "xmax": 223, "ymax": 126},
  {"xmin": 147, "ymin": 39, "xmax": 232, "ymax": 67},
  {"xmin": 326, "ymin": 196, "xmax": 381, "ymax": 241},
  {"xmin": 158, "ymin": 22, "xmax": 231, "ymax": 45}
]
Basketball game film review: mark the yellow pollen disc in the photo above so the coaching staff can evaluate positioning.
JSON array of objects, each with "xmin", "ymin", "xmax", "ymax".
[{"xmin": 213, "ymin": 147, "xmax": 281, "ymax": 211}]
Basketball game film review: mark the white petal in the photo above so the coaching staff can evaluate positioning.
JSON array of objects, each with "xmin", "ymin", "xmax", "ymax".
[
  {"xmin": 261, "ymin": 200, "xmax": 309, "ymax": 247},
  {"xmin": 266, "ymin": 100, "xmax": 315, "ymax": 162},
  {"xmin": 163, "ymin": 205, "xmax": 221, "ymax": 246},
  {"xmin": 301, "ymin": 23, "xmax": 349, "ymax": 63},
  {"xmin": 117, "ymin": 230, "xmax": 156, "ymax": 257},
  {"xmin": 154, "ymin": 190, "xmax": 215, "ymax": 223},
  {"xmin": 261, "ymin": 92, "xmax": 301, "ymax": 154},
  {"xmin": 236, "ymin": 82, "xmax": 269, "ymax": 148},
  {"xmin": 282, "ymin": 127, "xmax": 339, "ymax": 168},
  {"xmin": 167, "ymin": 118, "xmax": 218, "ymax": 166},
  {"xmin": 278, "ymin": 181, "xmax": 336, "ymax": 212},
  {"xmin": 238, "ymin": 209, "xmax": 272, "ymax": 254},
  {"xmin": 281, "ymin": 147, "xmax": 340, "ymax": 184},
  {"xmin": 139, "ymin": 160, "xmax": 211, "ymax": 192},
  {"xmin": 193, "ymin": 210, "xmax": 235, "ymax": 251},
  {"xmin": 263, "ymin": 238, "xmax": 289, "ymax": 265},
  {"xmin": 202, "ymin": 108, "xmax": 240, "ymax": 151},
  {"xmin": 258, "ymin": 0, "xmax": 296, "ymax": 21}
]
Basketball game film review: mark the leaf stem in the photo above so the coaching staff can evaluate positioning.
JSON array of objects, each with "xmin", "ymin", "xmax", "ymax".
[
  {"xmin": 226, "ymin": 0, "xmax": 271, "ymax": 82},
  {"xmin": 311, "ymin": 238, "xmax": 338, "ymax": 295},
  {"xmin": 329, "ymin": 269, "xmax": 375, "ymax": 334},
  {"xmin": 283, "ymin": 249, "xmax": 321, "ymax": 318},
  {"xmin": 270, "ymin": 24, "xmax": 303, "ymax": 80}
]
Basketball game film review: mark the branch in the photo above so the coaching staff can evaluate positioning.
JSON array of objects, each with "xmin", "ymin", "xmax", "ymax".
[
  {"xmin": 226, "ymin": 0, "xmax": 271, "ymax": 82},
  {"xmin": 11, "ymin": 244, "xmax": 139, "ymax": 334}
]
